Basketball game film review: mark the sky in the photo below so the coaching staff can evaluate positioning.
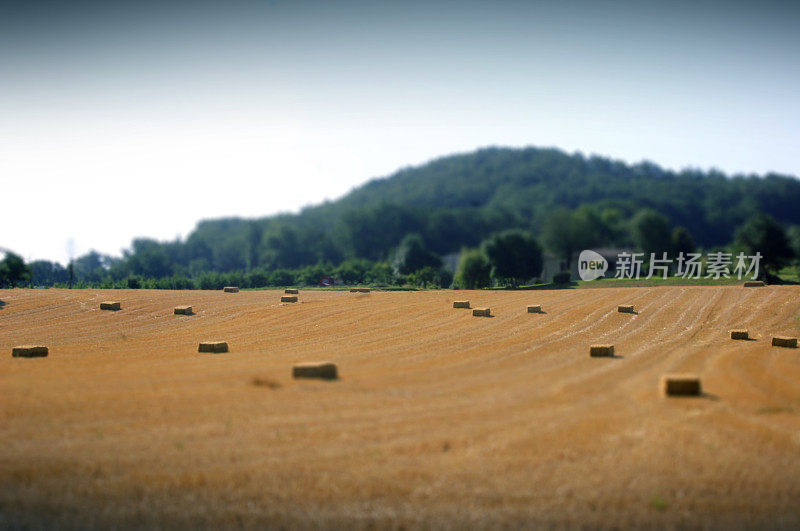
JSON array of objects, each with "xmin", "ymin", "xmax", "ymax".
[{"xmin": 2, "ymin": 0, "xmax": 799, "ymax": 264}]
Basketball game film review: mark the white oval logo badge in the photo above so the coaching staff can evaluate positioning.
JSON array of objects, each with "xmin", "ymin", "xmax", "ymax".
[{"xmin": 578, "ymin": 250, "xmax": 608, "ymax": 281}]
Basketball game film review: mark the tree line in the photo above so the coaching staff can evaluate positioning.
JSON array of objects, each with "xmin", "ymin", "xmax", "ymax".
[{"xmin": 4, "ymin": 146, "xmax": 800, "ymax": 289}]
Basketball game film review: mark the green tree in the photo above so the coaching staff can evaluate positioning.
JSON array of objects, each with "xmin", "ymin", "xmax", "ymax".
[
  {"xmin": 787, "ymin": 225, "xmax": 800, "ymax": 263},
  {"xmin": 365, "ymin": 262, "xmax": 394, "ymax": 285},
  {"xmin": 392, "ymin": 233, "xmax": 442, "ymax": 275},
  {"xmin": 734, "ymin": 213, "xmax": 793, "ymax": 274},
  {"xmin": 631, "ymin": 209, "xmax": 672, "ymax": 256},
  {"xmin": 542, "ymin": 206, "xmax": 607, "ymax": 268},
  {"xmin": 671, "ymin": 226, "xmax": 696, "ymax": 256},
  {"xmin": 0, "ymin": 252, "xmax": 31, "ymax": 288},
  {"xmin": 482, "ymin": 230, "xmax": 543, "ymax": 287},
  {"xmin": 454, "ymin": 248, "xmax": 491, "ymax": 289}
]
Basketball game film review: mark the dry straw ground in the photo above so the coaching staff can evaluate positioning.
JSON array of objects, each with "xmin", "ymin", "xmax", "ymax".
[{"xmin": 2, "ymin": 286, "xmax": 800, "ymax": 529}]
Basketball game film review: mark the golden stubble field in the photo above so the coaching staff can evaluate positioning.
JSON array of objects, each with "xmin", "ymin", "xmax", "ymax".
[{"xmin": 2, "ymin": 286, "xmax": 800, "ymax": 529}]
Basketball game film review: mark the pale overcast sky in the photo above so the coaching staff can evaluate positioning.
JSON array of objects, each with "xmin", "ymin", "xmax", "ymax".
[{"xmin": 2, "ymin": 0, "xmax": 799, "ymax": 264}]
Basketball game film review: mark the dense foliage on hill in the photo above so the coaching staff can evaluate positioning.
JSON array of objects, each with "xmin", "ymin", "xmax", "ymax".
[{"xmin": 20, "ymin": 146, "xmax": 800, "ymax": 286}]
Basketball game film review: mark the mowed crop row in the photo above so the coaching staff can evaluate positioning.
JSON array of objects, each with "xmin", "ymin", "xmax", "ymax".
[{"xmin": 1, "ymin": 286, "xmax": 800, "ymax": 529}]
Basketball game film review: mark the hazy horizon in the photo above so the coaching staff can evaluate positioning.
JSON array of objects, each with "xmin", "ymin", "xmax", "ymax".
[{"xmin": 3, "ymin": 0, "xmax": 799, "ymax": 264}]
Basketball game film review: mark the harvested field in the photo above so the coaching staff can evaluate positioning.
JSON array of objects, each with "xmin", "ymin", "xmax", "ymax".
[{"xmin": 2, "ymin": 286, "xmax": 800, "ymax": 528}]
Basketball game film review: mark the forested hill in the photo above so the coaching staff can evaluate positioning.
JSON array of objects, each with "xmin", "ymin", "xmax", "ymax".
[
  {"xmin": 282, "ymin": 146, "xmax": 800, "ymax": 259},
  {"xmin": 27, "ymin": 146, "xmax": 800, "ymax": 284},
  {"xmin": 328, "ymin": 146, "xmax": 800, "ymax": 239}
]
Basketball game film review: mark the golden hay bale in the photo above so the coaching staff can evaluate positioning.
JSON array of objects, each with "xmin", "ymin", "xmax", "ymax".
[
  {"xmin": 292, "ymin": 361, "xmax": 338, "ymax": 380},
  {"xmin": 174, "ymin": 306, "xmax": 192, "ymax": 315},
  {"xmin": 618, "ymin": 305, "xmax": 635, "ymax": 314},
  {"xmin": 590, "ymin": 344, "xmax": 614, "ymax": 357},
  {"xmin": 100, "ymin": 301, "xmax": 121, "ymax": 311},
  {"xmin": 223, "ymin": 286, "xmax": 239, "ymax": 293},
  {"xmin": 12, "ymin": 345, "xmax": 48, "ymax": 358},
  {"xmin": 730, "ymin": 329, "xmax": 749, "ymax": 340},
  {"xmin": 453, "ymin": 300, "xmax": 470, "ymax": 308},
  {"xmin": 198, "ymin": 341, "xmax": 228, "ymax": 353},
  {"xmin": 661, "ymin": 374, "xmax": 702, "ymax": 397},
  {"xmin": 743, "ymin": 280, "xmax": 765, "ymax": 287},
  {"xmin": 357, "ymin": 288, "xmax": 371, "ymax": 293},
  {"xmin": 771, "ymin": 336, "xmax": 798, "ymax": 348},
  {"xmin": 527, "ymin": 305, "xmax": 542, "ymax": 313},
  {"xmin": 281, "ymin": 295, "xmax": 298, "ymax": 303},
  {"xmin": 284, "ymin": 288, "xmax": 299, "ymax": 294},
  {"xmin": 472, "ymin": 307, "xmax": 491, "ymax": 317}
]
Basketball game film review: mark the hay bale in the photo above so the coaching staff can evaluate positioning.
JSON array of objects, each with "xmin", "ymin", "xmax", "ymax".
[
  {"xmin": 771, "ymin": 336, "xmax": 798, "ymax": 348},
  {"xmin": 100, "ymin": 301, "xmax": 121, "ymax": 311},
  {"xmin": 284, "ymin": 288, "xmax": 299, "ymax": 294},
  {"xmin": 590, "ymin": 344, "xmax": 615, "ymax": 357},
  {"xmin": 174, "ymin": 306, "xmax": 192, "ymax": 315},
  {"xmin": 293, "ymin": 361, "xmax": 338, "ymax": 380},
  {"xmin": 358, "ymin": 288, "xmax": 371, "ymax": 293},
  {"xmin": 223, "ymin": 286, "xmax": 239, "ymax": 293},
  {"xmin": 743, "ymin": 280, "xmax": 765, "ymax": 287},
  {"xmin": 453, "ymin": 300, "xmax": 470, "ymax": 308},
  {"xmin": 527, "ymin": 305, "xmax": 542, "ymax": 313},
  {"xmin": 662, "ymin": 374, "xmax": 702, "ymax": 397},
  {"xmin": 198, "ymin": 341, "xmax": 228, "ymax": 353},
  {"xmin": 618, "ymin": 305, "xmax": 635, "ymax": 314},
  {"xmin": 12, "ymin": 345, "xmax": 48, "ymax": 358},
  {"xmin": 730, "ymin": 329, "xmax": 749, "ymax": 340},
  {"xmin": 281, "ymin": 295, "xmax": 298, "ymax": 303},
  {"xmin": 472, "ymin": 307, "xmax": 491, "ymax": 317}
]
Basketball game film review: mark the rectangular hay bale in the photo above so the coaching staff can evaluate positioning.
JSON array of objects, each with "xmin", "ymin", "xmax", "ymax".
[
  {"xmin": 590, "ymin": 344, "xmax": 614, "ymax": 357},
  {"xmin": 12, "ymin": 345, "xmax": 49, "ymax": 358},
  {"xmin": 293, "ymin": 361, "xmax": 338, "ymax": 380},
  {"xmin": 100, "ymin": 301, "xmax": 121, "ymax": 311},
  {"xmin": 618, "ymin": 305, "xmax": 635, "ymax": 314},
  {"xmin": 174, "ymin": 306, "xmax": 192, "ymax": 315},
  {"xmin": 472, "ymin": 307, "xmax": 491, "ymax": 317},
  {"xmin": 662, "ymin": 374, "xmax": 702, "ymax": 397},
  {"xmin": 281, "ymin": 295, "xmax": 298, "ymax": 303},
  {"xmin": 284, "ymin": 288, "xmax": 299, "ymax": 294},
  {"xmin": 743, "ymin": 280, "xmax": 765, "ymax": 287},
  {"xmin": 198, "ymin": 341, "xmax": 228, "ymax": 353},
  {"xmin": 730, "ymin": 329, "xmax": 749, "ymax": 340},
  {"xmin": 527, "ymin": 305, "xmax": 542, "ymax": 313},
  {"xmin": 453, "ymin": 300, "xmax": 470, "ymax": 308},
  {"xmin": 771, "ymin": 336, "xmax": 798, "ymax": 348},
  {"xmin": 223, "ymin": 286, "xmax": 239, "ymax": 293}
]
